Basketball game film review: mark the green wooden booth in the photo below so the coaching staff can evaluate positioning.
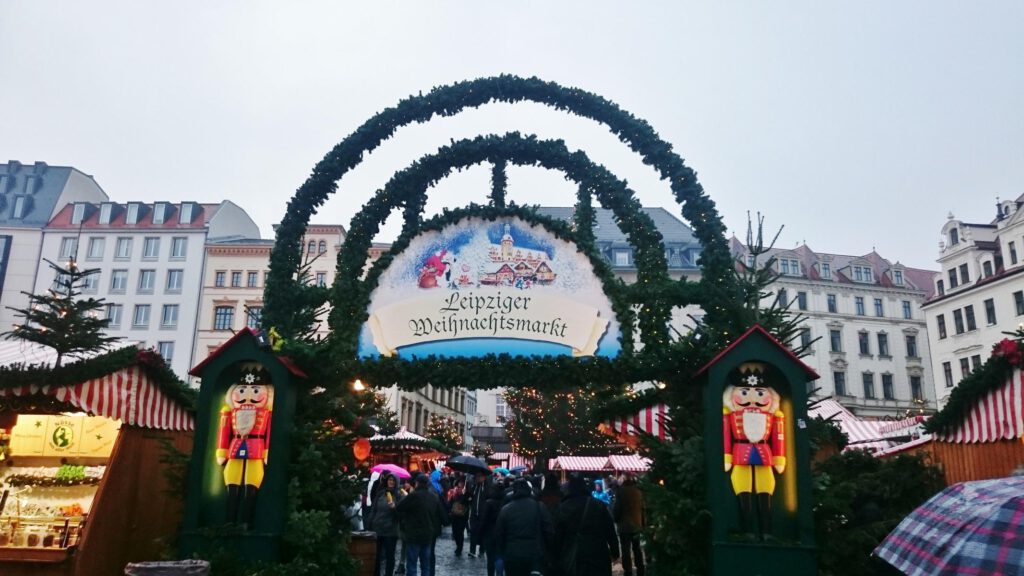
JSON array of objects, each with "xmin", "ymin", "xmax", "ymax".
[
  {"xmin": 696, "ymin": 325, "xmax": 818, "ymax": 576},
  {"xmin": 179, "ymin": 328, "xmax": 303, "ymax": 562}
]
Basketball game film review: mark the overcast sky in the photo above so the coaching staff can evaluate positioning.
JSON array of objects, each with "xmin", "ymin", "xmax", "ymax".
[{"xmin": 2, "ymin": 1, "xmax": 1021, "ymax": 270}]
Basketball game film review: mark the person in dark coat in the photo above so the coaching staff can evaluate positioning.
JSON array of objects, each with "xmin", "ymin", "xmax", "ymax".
[
  {"xmin": 370, "ymin": 473, "xmax": 405, "ymax": 576},
  {"xmin": 553, "ymin": 475, "xmax": 620, "ymax": 576},
  {"xmin": 395, "ymin": 475, "xmax": 444, "ymax": 576},
  {"xmin": 612, "ymin": 474, "xmax": 646, "ymax": 576},
  {"xmin": 467, "ymin": 470, "xmax": 489, "ymax": 557},
  {"xmin": 494, "ymin": 479, "xmax": 553, "ymax": 576},
  {"xmin": 479, "ymin": 483, "xmax": 506, "ymax": 576},
  {"xmin": 446, "ymin": 476, "xmax": 469, "ymax": 556}
]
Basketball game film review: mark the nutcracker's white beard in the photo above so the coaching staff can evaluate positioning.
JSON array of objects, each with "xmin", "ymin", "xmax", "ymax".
[
  {"xmin": 235, "ymin": 408, "xmax": 256, "ymax": 436},
  {"xmin": 741, "ymin": 410, "xmax": 769, "ymax": 442}
]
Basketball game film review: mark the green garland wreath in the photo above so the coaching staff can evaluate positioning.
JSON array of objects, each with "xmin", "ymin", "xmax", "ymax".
[{"xmin": 265, "ymin": 75, "xmax": 734, "ymax": 342}]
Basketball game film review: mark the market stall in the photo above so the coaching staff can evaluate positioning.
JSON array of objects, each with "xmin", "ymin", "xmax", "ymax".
[
  {"xmin": 368, "ymin": 427, "xmax": 452, "ymax": 473},
  {"xmin": 0, "ymin": 344, "xmax": 194, "ymax": 576}
]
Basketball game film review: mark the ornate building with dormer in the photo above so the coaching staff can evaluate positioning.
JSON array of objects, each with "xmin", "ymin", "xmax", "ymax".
[
  {"xmin": 730, "ymin": 238, "xmax": 938, "ymax": 419},
  {"xmin": 921, "ymin": 194, "xmax": 1024, "ymax": 407}
]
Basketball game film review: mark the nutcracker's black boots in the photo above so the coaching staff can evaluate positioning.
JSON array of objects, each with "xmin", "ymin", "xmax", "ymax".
[
  {"xmin": 243, "ymin": 485, "xmax": 260, "ymax": 526},
  {"xmin": 226, "ymin": 484, "xmax": 242, "ymax": 524},
  {"xmin": 757, "ymin": 493, "xmax": 773, "ymax": 538},
  {"xmin": 738, "ymin": 492, "xmax": 753, "ymax": 532}
]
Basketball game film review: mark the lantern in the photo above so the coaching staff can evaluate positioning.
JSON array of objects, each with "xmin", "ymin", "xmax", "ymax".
[{"xmin": 353, "ymin": 437, "xmax": 372, "ymax": 461}]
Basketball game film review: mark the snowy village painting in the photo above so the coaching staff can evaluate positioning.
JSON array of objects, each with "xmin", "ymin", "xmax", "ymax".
[{"xmin": 359, "ymin": 216, "xmax": 621, "ymax": 359}]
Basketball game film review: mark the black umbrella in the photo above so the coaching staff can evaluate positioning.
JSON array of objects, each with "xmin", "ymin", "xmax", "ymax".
[{"xmin": 445, "ymin": 455, "xmax": 491, "ymax": 474}]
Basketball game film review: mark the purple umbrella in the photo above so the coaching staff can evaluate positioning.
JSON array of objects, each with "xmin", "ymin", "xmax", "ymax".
[{"xmin": 371, "ymin": 463, "xmax": 411, "ymax": 479}]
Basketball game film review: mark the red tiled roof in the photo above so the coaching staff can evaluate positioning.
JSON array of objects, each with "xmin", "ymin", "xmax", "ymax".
[{"xmin": 46, "ymin": 202, "xmax": 218, "ymax": 230}]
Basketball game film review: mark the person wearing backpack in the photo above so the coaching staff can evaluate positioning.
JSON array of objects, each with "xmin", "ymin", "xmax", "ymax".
[
  {"xmin": 494, "ymin": 478, "xmax": 553, "ymax": 576},
  {"xmin": 553, "ymin": 475, "xmax": 619, "ymax": 576},
  {"xmin": 446, "ymin": 476, "xmax": 469, "ymax": 556}
]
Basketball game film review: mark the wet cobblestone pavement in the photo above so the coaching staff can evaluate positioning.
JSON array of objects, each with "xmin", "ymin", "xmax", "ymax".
[{"xmin": 386, "ymin": 530, "xmax": 626, "ymax": 576}]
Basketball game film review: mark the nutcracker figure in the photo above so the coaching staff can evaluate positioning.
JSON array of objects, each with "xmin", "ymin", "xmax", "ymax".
[
  {"xmin": 216, "ymin": 367, "xmax": 274, "ymax": 525},
  {"xmin": 722, "ymin": 363, "xmax": 786, "ymax": 535}
]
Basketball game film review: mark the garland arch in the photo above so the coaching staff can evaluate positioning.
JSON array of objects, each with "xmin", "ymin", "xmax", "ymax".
[{"xmin": 265, "ymin": 75, "xmax": 736, "ymax": 345}]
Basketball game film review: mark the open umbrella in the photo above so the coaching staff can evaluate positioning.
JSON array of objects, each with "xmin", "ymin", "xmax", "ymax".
[
  {"xmin": 874, "ymin": 476, "xmax": 1024, "ymax": 575},
  {"xmin": 493, "ymin": 467, "xmax": 511, "ymax": 476},
  {"xmin": 445, "ymin": 455, "xmax": 490, "ymax": 474},
  {"xmin": 371, "ymin": 463, "xmax": 411, "ymax": 479},
  {"xmin": 510, "ymin": 465, "xmax": 529, "ymax": 475}
]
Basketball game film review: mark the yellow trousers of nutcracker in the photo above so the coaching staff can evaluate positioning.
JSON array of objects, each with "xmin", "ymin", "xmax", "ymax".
[
  {"xmin": 223, "ymin": 458, "xmax": 265, "ymax": 488},
  {"xmin": 730, "ymin": 464, "xmax": 775, "ymax": 495}
]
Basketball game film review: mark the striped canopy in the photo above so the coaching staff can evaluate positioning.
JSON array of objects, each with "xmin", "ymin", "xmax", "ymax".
[
  {"xmin": 808, "ymin": 398, "xmax": 891, "ymax": 452},
  {"xmin": 605, "ymin": 404, "xmax": 670, "ymax": 440},
  {"xmin": 0, "ymin": 365, "xmax": 193, "ymax": 431},
  {"xmin": 937, "ymin": 369, "xmax": 1024, "ymax": 444},
  {"xmin": 608, "ymin": 454, "xmax": 651, "ymax": 472}
]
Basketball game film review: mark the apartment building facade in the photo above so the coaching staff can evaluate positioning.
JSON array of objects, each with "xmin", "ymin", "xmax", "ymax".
[
  {"xmin": 922, "ymin": 196, "xmax": 1024, "ymax": 407},
  {"xmin": 0, "ymin": 162, "xmax": 108, "ymax": 334},
  {"xmin": 37, "ymin": 199, "xmax": 259, "ymax": 377},
  {"xmin": 730, "ymin": 239, "xmax": 938, "ymax": 419}
]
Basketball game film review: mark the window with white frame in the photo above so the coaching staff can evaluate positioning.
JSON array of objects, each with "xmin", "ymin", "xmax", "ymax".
[
  {"xmin": 853, "ymin": 265, "xmax": 873, "ymax": 283},
  {"xmin": 86, "ymin": 237, "xmax": 104, "ymax": 260},
  {"xmin": 82, "ymin": 271, "xmax": 99, "ymax": 293},
  {"xmin": 877, "ymin": 332, "xmax": 890, "ymax": 357},
  {"xmin": 231, "ymin": 271, "xmax": 242, "ymax": 287},
  {"xmin": 834, "ymin": 371, "xmax": 847, "ymax": 396},
  {"xmin": 71, "ymin": 203, "xmax": 86, "ymax": 224},
  {"xmin": 138, "ymin": 270, "xmax": 155, "ymax": 293},
  {"xmin": 157, "ymin": 341, "xmax": 174, "ymax": 361},
  {"xmin": 59, "ymin": 237, "xmax": 78, "ymax": 259},
  {"xmin": 142, "ymin": 237, "xmax": 160, "ymax": 259},
  {"xmin": 110, "ymin": 269, "xmax": 128, "ymax": 293},
  {"xmin": 115, "ymin": 237, "xmax": 132, "ymax": 259},
  {"xmin": 827, "ymin": 294, "xmax": 837, "ymax": 313},
  {"xmin": 246, "ymin": 307, "xmax": 263, "ymax": 329},
  {"xmin": 862, "ymin": 372, "xmax": 875, "ymax": 399},
  {"xmin": 902, "ymin": 300, "xmax": 912, "ymax": 320},
  {"xmin": 882, "ymin": 374, "xmax": 894, "ymax": 400},
  {"xmin": 855, "ymin": 296, "xmax": 865, "ymax": 316},
  {"xmin": 820, "ymin": 262, "xmax": 831, "ymax": 279},
  {"xmin": 316, "ymin": 272, "xmax": 327, "ymax": 287},
  {"xmin": 495, "ymin": 395, "xmax": 509, "ymax": 423},
  {"xmin": 106, "ymin": 304, "xmax": 123, "ymax": 327},
  {"xmin": 166, "ymin": 269, "xmax": 183, "ymax": 293},
  {"xmin": 214, "ymin": 306, "xmax": 234, "ymax": 330},
  {"xmin": 780, "ymin": 258, "xmax": 800, "ymax": 276},
  {"xmin": 797, "ymin": 291, "xmax": 807, "ymax": 311},
  {"xmin": 614, "ymin": 250, "xmax": 630, "ymax": 267},
  {"xmin": 874, "ymin": 298, "xmax": 884, "ymax": 317},
  {"xmin": 905, "ymin": 334, "xmax": 918, "ymax": 358},
  {"xmin": 12, "ymin": 197, "xmax": 26, "ymax": 219},
  {"xmin": 858, "ymin": 331, "xmax": 870, "ymax": 355},
  {"xmin": 132, "ymin": 304, "xmax": 150, "ymax": 328},
  {"xmin": 170, "ymin": 237, "xmax": 187, "ymax": 259},
  {"xmin": 161, "ymin": 304, "xmax": 179, "ymax": 327},
  {"xmin": 153, "ymin": 203, "xmax": 166, "ymax": 224},
  {"xmin": 247, "ymin": 271, "xmax": 259, "ymax": 287},
  {"xmin": 943, "ymin": 362, "xmax": 953, "ymax": 387},
  {"xmin": 983, "ymin": 260, "xmax": 994, "ymax": 278},
  {"xmin": 893, "ymin": 269, "xmax": 904, "ymax": 286},
  {"xmin": 126, "ymin": 203, "xmax": 140, "ymax": 224},
  {"xmin": 215, "ymin": 271, "xmax": 226, "ymax": 287}
]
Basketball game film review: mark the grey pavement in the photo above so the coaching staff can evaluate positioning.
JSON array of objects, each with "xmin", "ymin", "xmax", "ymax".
[{"xmin": 389, "ymin": 529, "xmax": 625, "ymax": 576}]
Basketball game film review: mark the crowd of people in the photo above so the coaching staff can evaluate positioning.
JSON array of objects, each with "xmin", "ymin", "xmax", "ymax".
[{"xmin": 364, "ymin": 468, "xmax": 647, "ymax": 576}]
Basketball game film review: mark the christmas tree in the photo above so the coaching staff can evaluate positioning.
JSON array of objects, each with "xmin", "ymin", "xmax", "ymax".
[
  {"xmin": 425, "ymin": 414, "xmax": 464, "ymax": 451},
  {"xmin": 3, "ymin": 258, "xmax": 119, "ymax": 368},
  {"xmin": 370, "ymin": 392, "xmax": 401, "ymax": 436},
  {"xmin": 503, "ymin": 387, "xmax": 615, "ymax": 462}
]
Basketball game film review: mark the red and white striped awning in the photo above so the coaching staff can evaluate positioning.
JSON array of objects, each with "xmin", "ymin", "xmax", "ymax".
[
  {"xmin": 488, "ymin": 452, "xmax": 535, "ymax": 470},
  {"xmin": 551, "ymin": 456, "xmax": 610, "ymax": 472},
  {"xmin": 0, "ymin": 366, "xmax": 193, "ymax": 431},
  {"xmin": 605, "ymin": 404, "xmax": 670, "ymax": 440},
  {"xmin": 937, "ymin": 369, "xmax": 1024, "ymax": 443},
  {"xmin": 608, "ymin": 454, "xmax": 651, "ymax": 473},
  {"xmin": 878, "ymin": 415, "xmax": 928, "ymax": 436},
  {"xmin": 808, "ymin": 399, "xmax": 891, "ymax": 452}
]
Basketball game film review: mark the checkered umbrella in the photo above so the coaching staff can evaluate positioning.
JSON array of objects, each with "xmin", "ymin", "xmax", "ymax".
[{"xmin": 874, "ymin": 476, "xmax": 1024, "ymax": 576}]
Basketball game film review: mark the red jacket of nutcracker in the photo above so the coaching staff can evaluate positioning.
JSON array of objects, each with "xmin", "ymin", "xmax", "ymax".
[
  {"xmin": 218, "ymin": 404, "xmax": 272, "ymax": 461},
  {"xmin": 723, "ymin": 407, "xmax": 785, "ymax": 467}
]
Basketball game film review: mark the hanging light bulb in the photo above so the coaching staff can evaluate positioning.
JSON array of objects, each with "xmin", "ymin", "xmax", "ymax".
[{"xmin": 352, "ymin": 379, "xmax": 366, "ymax": 392}]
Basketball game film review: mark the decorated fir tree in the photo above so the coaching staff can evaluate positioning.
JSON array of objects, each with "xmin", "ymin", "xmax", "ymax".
[
  {"xmin": 425, "ymin": 414, "xmax": 464, "ymax": 451},
  {"xmin": 3, "ymin": 258, "xmax": 119, "ymax": 368},
  {"xmin": 370, "ymin": 392, "xmax": 401, "ymax": 436},
  {"xmin": 503, "ymin": 388, "xmax": 615, "ymax": 462}
]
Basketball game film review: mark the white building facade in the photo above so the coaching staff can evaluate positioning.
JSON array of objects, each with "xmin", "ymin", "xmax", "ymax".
[
  {"xmin": 730, "ymin": 239, "xmax": 938, "ymax": 419},
  {"xmin": 37, "ymin": 200, "xmax": 259, "ymax": 378},
  {"xmin": 0, "ymin": 162, "xmax": 108, "ymax": 334},
  {"xmin": 922, "ymin": 197, "xmax": 1024, "ymax": 407}
]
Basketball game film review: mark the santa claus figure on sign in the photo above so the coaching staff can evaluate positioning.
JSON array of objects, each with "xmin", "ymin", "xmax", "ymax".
[
  {"xmin": 217, "ymin": 367, "xmax": 273, "ymax": 525},
  {"xmin": 723, "ymin": 362, "xmax": 786, "ymax": 536}
]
